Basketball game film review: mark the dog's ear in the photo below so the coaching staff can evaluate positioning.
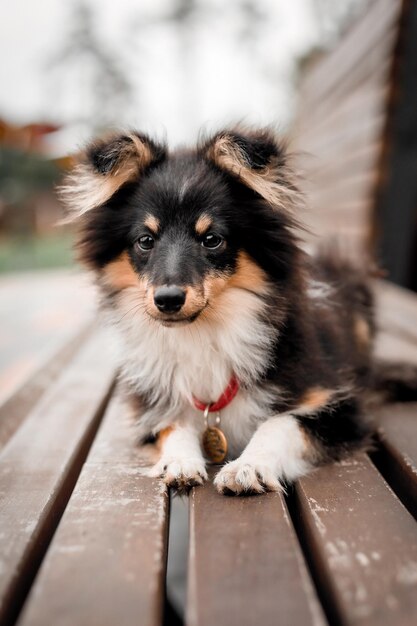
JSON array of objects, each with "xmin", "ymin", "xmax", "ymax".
[
  {"xmin": 59, "ymin": 132, "xmax": 166, "ymax": 221},
  {"xmin": 200, "ymin": 128, "xmax": 299, "ymax": 210}
]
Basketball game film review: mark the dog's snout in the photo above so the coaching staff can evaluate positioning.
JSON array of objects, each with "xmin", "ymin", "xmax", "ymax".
[{"xmin": 154, "ymin": 286, "xmax": 186, "ymax": 313}]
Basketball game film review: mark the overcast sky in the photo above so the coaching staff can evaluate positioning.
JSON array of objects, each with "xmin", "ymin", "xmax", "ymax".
[{"xmin": 0, "ymin": 0, "xmax": 361, "ymax": 152}]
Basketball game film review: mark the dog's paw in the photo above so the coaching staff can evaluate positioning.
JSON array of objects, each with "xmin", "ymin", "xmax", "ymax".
[
  {"xmin": 214, "ymin": 459, "xmax": 282, "ymax": 496},
  {"xmin": 148, "ymin": 458, "xmax": 208, "ymax": 493}
]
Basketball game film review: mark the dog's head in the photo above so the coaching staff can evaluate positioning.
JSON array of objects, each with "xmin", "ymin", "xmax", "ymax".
[{"xmin": 61, "ymin": 128, "xmax": 301, "ymax": 326}]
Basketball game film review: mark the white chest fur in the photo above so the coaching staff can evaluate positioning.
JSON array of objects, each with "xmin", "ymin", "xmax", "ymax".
[{"xmin": 107, "ymin": 286, "xmax": 277, "ymax": 455}]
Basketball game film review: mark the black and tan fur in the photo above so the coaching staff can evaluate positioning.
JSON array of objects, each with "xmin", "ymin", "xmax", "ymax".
[{"xmin": 60, "ymin": 127, "xmax": 417, "ymax": 495}]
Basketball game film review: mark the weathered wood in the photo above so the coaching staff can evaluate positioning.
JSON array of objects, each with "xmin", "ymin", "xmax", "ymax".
[
  {"xmin": 373, "ymin": 0, "xmax": 417, "ymax": 288},
  {"xmin": 308, "ymin": 171, "xmax": 378, "ymax": 212},
  {"xmin": 296, "ymin": 57, "xmax": 391, "ymax": 138},
  {"xmin": 373, "ymin": 402, "xmax": 417, "ymax": 520},
  {"xmin": 0, "ymin": 330, "xmax": 115, "ymax": 626},
  {"xmin": 300, "ymin": 109, "xmax": 385, "ymax": 160},
  {"xmin": 300, "ymin": 51, "xmax": 392, "ymax": 128},
  {"xmin": 297, "ymin": 110, "xmax": 386, "ymax": 172},
  {"xmin": 374, "ymin": 329, "xmax": 417, "ymax": 364},
  {"xmin": 309, "ymin": 141, "xmax": 383, "ymax": 184},
  {"xmin": 18, "ymin": 392, "xmax": 169, "ymax": 626},
  {"xmin": 374, "ymin": 280, "xmax": 417, "ymax": 345},
  {"xmin": 187, "ymin": 470, "xmax": 325, "ymax": 626},
  {"xmin": 0, "ymin": 270, "xmax": 95, "ymax": 405},
  {"xmin": 0, "ymin": 323, "xmax": 92, "ymax": 450},
  {"xmin": 292, "ymin": 0, "xmax": 405, "ymax": 256},
  {"xmin": 293, "ymin": 455, "xmax": 417, "ymax": 626},
  {"xmin": 296, "ymin": 85, "xmax": 388, "ymax": 146},
  {"xmin": 301, "ymin": 0, "xmax": 400, "ymax": 106}
]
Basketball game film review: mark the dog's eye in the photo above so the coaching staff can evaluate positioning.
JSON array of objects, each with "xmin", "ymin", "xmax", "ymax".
[
  {"xmin": 137, "ymin": 235, "xmax": 155, "ymax": 251},
  {"xmin": 201, "ymin": 233, "xmax": 223, "ymax": 250}
]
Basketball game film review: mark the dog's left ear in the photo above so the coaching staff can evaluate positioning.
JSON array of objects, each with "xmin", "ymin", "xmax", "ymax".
[
  {"xmin": 200, "ymin": 128, "xmax": 299, "ymax": 210},
  {"xmin": 59, "ymin": 132, "xmax": 166, "ymax": 221}
]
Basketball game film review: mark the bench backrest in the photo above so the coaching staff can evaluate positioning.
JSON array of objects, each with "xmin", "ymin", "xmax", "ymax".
[{"xmin": 291, "ymin": 0, "xmax": 404, "ymax": 264}]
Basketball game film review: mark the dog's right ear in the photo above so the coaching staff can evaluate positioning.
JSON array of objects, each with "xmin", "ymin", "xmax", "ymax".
[
  {"xmin": 59, "ymin": 132, "xmax": 166, "ymax": 221},
  {"xmin": 200, "ymin": 128, "xmax": 300, "ymax": 212}
]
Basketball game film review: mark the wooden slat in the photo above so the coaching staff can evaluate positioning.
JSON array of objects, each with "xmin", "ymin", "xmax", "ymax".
[
  {"xmin": 306, "ymin": 204, "xmax": 370, "ymax": 225},
  {"xmin": 298, "ymin": 206, "xmax": 370, "ymax": 254},
  {"xmin": 308, "ymin": 171, "xmax": 377, "ymax": 211},
  {"xmin": 374, "ymin": 402, "xmax": 417, "ymax": 519},
  {"xmin": 301, "ymin": 115, "xmax": 385, "ymax": 173},
  {"xmin": 18, "ymin": 392, "xmax": 169, "ymax": 626},
  {"xmin": 310, "ymin": 169, "xmax": 376, "ymax": 196},
  {"xmin": 374, "ymin": 280, "xmax": 417, "ymax": 345},
  {"xmin": 0, "ymin": 330, "xmax": 115, "ymax": 626},
  {"xmin": 301, "ymin": 0, "xmax": 400, "ymax": 106},
  {"xmin": 302, "ymin": 216, "xmax": 369, "ymax": 247},
  {"xmin": 293, "ymin": 455, "xmax": 417, "ymax": 625},
  {"xmin": 300, "ymin": 99, "xmax": 386, "ymax": 157},
  {"xmin": 295, "ymin": 85, "xmax": 388, "ymax": 147},
  {"xmin": 0, "ymin": 323, "xmax": 92, "ymax": 450},
  {"xmin": 371, "ymin": 281, "xmax": 417, "ymax": 518},
  {"xmin": 187, "ymin": 472, "xmax": 326, "ymax": 626},
  {"xmin": 0, "ymin": 271, "xmax": 95, "ymax": 405},
  {"xmin": 374, "ymin": 330, "xmax": 417, "ymax": 364},
  {"xmin": 300, "ymin": 50, "xmax": 393, "ymax": 129},
  {"xmin": 308, "ymin": 141, "xmax": 382, "ymax": 184},
  {"xmin": 299, "ymin": 200, "xmax": 370, "ymax": 225}
]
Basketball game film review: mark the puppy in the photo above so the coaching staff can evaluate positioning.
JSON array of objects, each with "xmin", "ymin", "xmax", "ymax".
[{"xmin": 60, "ymin": 127, "xmax": 413, "ymax": 495}]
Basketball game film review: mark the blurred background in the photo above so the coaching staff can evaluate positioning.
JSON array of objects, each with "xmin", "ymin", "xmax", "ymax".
[{"xmin": 0, "ymin": 0, "xmax": 370, "ymax": 273}]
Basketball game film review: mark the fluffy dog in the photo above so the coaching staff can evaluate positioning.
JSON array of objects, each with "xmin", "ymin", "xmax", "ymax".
[{"xmin": 61, "ymin": 127, "xmax": 415, "ymax": 495}]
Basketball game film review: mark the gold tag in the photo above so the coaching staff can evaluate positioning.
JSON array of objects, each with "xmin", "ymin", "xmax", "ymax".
[{"xmin": 202, "ymin": 426, "xmax": 228, "ymax": 464}]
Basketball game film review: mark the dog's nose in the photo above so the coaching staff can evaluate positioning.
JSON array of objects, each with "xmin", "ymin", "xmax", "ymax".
[{"xmin": 154, "ymin": 286, "xmax": 186, "ymax": 313}]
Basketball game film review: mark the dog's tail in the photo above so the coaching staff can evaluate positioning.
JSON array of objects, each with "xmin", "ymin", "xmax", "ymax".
[{"xmin": 370, "ymin": 360, "xmax": 417, "ymax": 402}]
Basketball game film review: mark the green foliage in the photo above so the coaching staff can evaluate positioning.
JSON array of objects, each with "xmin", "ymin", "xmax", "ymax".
[
  {"xmin": 0, "ymin": 234, "xmax": 75, "ymax": 273},
  {"xmin": 0, "ymin": 147, "xmax": 60, "ymax": 207}
]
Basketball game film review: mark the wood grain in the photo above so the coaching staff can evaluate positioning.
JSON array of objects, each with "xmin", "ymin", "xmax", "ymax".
[
  {"xmin": 374, "ymin": 280, "xmax": 417, "ymax": 345},
  {"xmin": 374, "ymin": 330, "xmax": 417, "ymax": 364},
  {"xmin": 373, "ymin": 402, "xmax": 417, "ymax": 519},
  {"xmin": 0, "ymin": 330, "xmax": 115, "ymax": 626},
  {"xmin": 291, "ymin": 0, "xmax": 403, "ymax": 255},
  {"xmin": 0, "ymin": 323, "xmax": 92, "ymax": 451},
  {"xmin": 17, "ymin": 392, "xmax": 169, "ymax": 626},
  {"xmin": 293, "ymin": 455, "xmax": 417, "ymax": 626},
  {"xmin": 301, "ymin": 0, "xmax": 399, "ymax": 106},
  {"xmin": 0, "ymin": 270, "xmax": 95, "ymax": 405},
  {"xmin": 187, "ymin": 470, "xmax": 325, "ymax": 626}
]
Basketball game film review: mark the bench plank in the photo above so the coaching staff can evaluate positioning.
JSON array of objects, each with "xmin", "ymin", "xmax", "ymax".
[
  {"xmin": 0, "ymin": 271, "xmax": 95, "ymax": 405},
  {"xmin": 300, "ymin": 51, "xmax": 392, "ymax": 128},
  {"xmin": 301, "ymin": 0, "xmax": 399, "ymax": 106},
  {"xmin": 374, "ymin": 281, "xmax": 417, "ymax": 346},
  {"xmin": 187, "ymin": 472, "xmax": 325, "ymax": 626},
  {"xmin": 293, "ymin": 456, "xmax": 417, "ymax": 626},
  {"xmin": 310, "ymin": 141, "xmax": 384, "ymax": 184},
  {"xmin": 297, "ymin": 86, "xmax": 387, "ymax": 147},
  {"xmin": 18, "ymin": 393, "xmax": 169, "ymax": 626},
  {"xmin": 0, "ymin": 330, "xmax": 115, "ymax": 626},
  {"xmin": 374, "ymin": 403, "xmax": 417, "ymax": 519},
  {"xmin": 0, "ymin": 324, "xmax": 92, "ymax": 451},
  {"xmin": 374, "ymin": 330, "xmax": 417, "ymax": 364}
]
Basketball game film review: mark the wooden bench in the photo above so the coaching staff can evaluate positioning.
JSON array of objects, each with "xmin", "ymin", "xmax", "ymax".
[
  {"xmin": 2, "ymin": 2, "xmax": 417, "ymax": 624},
  {"xmin": 1, "ymin": 273, "xmax": 417, "ymax": 626},
  {"xmin": 292, "ymin": 0, "xmax": 417, "ymax": 289}
]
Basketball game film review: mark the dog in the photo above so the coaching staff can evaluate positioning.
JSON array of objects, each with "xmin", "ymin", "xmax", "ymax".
[{"xmin": 60, "ymin": 127, "xmax": 417, "ymax": 495}]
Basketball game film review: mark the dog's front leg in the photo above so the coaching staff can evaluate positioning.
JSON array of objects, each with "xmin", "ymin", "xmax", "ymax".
[
  {"xmin": 214, "ymin": 415, "xmax": 312, "ymax": 495},
  {"xmin": 148, "ymin": 423, "xmax": 207, "ymax": 492}
]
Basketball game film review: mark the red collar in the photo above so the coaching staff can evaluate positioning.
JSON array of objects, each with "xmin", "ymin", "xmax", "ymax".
[{"xmin": 192, "ymin": 376, "xmax": 239, "ymax": 412}]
